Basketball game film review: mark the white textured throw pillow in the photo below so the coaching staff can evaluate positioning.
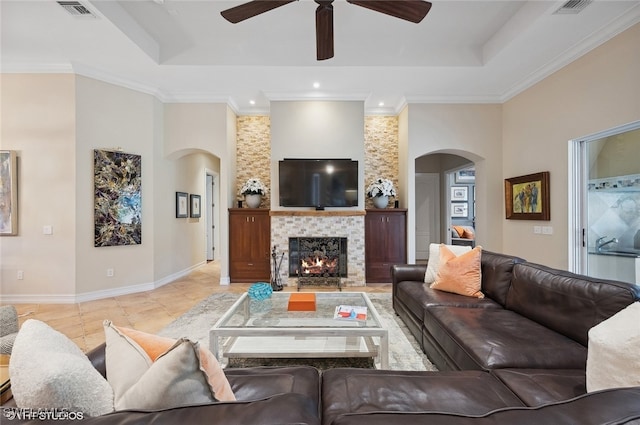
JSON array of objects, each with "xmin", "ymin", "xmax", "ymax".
[
  {"xmin": 424, "ymin": 243, "xmax": 472, "ymax": 284},
  {"xmin": 9, "ymin": 320, "xmax": 114, "ymax": 416},
  {"xmin": 587, "ymin": 301, "xmax": 640, "ymax": 392}
]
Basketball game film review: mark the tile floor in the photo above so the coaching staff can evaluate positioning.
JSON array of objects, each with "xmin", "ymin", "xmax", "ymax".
[{"xmin": 6, "ymin": 261, "xmax": 391, "ymax": 352}]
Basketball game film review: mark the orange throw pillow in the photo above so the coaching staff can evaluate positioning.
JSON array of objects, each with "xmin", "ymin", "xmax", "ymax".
[
  {"xmin": 452, "ymin": 225, "xmax": 466, "ymax": 238},
  {"xmin": 431, "ymin": 245, "xmax": 484, "ymax": 298}
]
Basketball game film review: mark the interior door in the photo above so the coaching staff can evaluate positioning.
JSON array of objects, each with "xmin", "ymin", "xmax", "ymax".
[{"xmin": 415, "ymin": 173, "xmax": 440, "ymax": 260}]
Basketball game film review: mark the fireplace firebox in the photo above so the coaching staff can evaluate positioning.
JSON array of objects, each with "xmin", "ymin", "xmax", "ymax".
[{"xmin": 289, "ymin": 237, "xmax": 347, "ymax": 290}]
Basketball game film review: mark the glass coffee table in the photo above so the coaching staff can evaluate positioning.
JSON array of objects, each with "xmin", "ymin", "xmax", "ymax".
[{"xmin": 209, "ymin": 292, "xmax": 389, "ymax": 369}]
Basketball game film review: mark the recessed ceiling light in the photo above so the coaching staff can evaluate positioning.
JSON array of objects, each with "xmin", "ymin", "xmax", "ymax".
[
  {"xmin": 249, "ymin": 100, "xmax": 256, "ymax": 105},
  {"xmin": 313, "ymin": 82, "xmax": 320, "ymax": 89},
  {"xmin": 378, "ymin": 102, "xmax": 385, "ymax": 107}
]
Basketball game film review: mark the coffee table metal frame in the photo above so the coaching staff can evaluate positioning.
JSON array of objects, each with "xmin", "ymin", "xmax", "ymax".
[{"xmin": 209, "ymin": 292, "xmax": 389, "ymax": 369}]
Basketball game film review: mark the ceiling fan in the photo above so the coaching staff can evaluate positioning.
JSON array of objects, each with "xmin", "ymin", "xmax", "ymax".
[{"xmin": 220, "ymin": 0, "xmax": 432, "ymax": 61}]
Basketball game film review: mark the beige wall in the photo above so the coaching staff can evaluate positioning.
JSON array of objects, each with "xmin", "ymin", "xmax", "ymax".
[
  {"xmin": 1, "ymin": 76, "xmax": 234, "ymax": 302},
  {"xmin": 502, "ymin": 23, "xmax": 640, "ymax": 268},
  {"xmin": 270, "ymin": 101, "xmax": 365, "ymax": 210},
  {"xmin": 405, "ymin": 103, "xmax": 504, "ymax": 262},
  {"xmin": 0, "ymin": 74, "xmax": 77, "ymax": 300},
  {"xmin": 75, "ymin": 76, "xmax": 156, "ymax": 296}
]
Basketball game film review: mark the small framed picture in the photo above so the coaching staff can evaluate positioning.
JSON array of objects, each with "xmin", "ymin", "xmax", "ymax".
[
  {"xmin": 190, "ymin": 194, "xmax": 201, "ymax": 218},
  {"xmin": 176, "ymin": 192, "xmax": 188, "ymax": 218},
  {"xmin": 505, "ymin": 171, "xmax": 550, "ymax": 220},
  {"xmin": 451, "ymin": 203, "xmax": 468, "ymax": 218},
  {"xmin": 451, "ymin": 186, "xmax": 468, "ymax": 201},
  {"xmin": 456, "ymin": 168, "xmax": 475, "ymax": 183}
]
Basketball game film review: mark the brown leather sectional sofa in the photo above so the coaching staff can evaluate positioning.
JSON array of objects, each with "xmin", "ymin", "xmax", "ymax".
[
  {"xmin": 6, "ymin": 251, "xmax": 640, "ymax": 424},
  {"xmin": 318, "ymin": 251, "xmax": 640, "ymax": 425}
]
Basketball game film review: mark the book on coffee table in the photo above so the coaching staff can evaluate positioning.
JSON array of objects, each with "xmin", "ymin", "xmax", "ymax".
[{"xmin": 334, "ymin": 305, "xmax": 367, "ymax": 321}]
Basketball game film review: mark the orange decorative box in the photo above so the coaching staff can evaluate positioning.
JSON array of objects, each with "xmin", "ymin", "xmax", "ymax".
[{"xmin": 287, "ymin": 293, "xmax": 317, "ymax": 311}]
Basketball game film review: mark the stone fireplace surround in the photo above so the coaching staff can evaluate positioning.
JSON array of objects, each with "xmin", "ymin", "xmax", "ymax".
[{"xmin": 270, "ymin": 210, "xmax": 366, "ymax": 287}]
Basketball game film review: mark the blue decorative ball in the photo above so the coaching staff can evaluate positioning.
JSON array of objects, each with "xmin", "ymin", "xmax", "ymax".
[{"xmin": 248, "ymin": 282, "xmax": 273, "ymax": 300}]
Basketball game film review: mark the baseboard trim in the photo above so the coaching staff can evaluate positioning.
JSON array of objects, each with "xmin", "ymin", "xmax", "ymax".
[{"xmin": 0, "ymin": 261, "xmax": 208, "ymax": 304}]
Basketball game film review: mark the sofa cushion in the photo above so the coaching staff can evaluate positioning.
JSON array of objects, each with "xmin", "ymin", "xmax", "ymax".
[
  {"xmin": 424, "ymin": 243, "xmax": 471, "ymax": 284},
  {"xmin": 225, "ymin": 365, "xmax": 321, "ymax": 404},
  {"xmin": 321, "ymin": 368, "xmax": 524, "ymax": 425},
  {"xmin": 491, "ymin": 369, "xmax": 586, "ymax": 406},
  {"xmin": 431, "ymin": 246, "xmax": 483, "ymax": 298},
  {"xmin": 328, "ymin": 387, "xmax": 640, "ymax": 425},
  {"xmin": 9, "ymin": 319, "xmax": 114, "ymax": 416},
  {"xmin": 480, "ymin": 251, "xmax": 524, "ymax": 306},
  {"xmin": 506, "ymin": 262, "xmax": 640, "ymax": 346},
  {"xmin": 104, "ymin": 321, "xmax": 234, "ymax": 410},
  {"xmin": 423, "ymin": 307, "xmax": 587, "ymax": 370}
]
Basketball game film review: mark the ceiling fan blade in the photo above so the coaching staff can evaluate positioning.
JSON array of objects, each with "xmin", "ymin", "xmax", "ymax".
[
  {"xmin": 221, "ymin": 0, "xmax": 297, "ymax": 23},
  {"xmin": 347, "ymin": 0, "xmax": 431, "ymax": 23},
  {"xmin": 315, "ymin": 1, "xmax": 334, "ymax": 60}
]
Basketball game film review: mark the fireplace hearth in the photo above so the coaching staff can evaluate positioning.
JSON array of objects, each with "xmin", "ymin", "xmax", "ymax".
[{"xmin": 289, "ymin": 237, "xmax": 347, "ymax": 290}]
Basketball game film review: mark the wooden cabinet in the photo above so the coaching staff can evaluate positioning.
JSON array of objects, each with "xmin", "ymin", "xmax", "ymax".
[
  {"xmin": 365, "ymin": 209, "xmax": 407, "ymax": 283},
  {"xmin": 229, "ymin": 208, "xmax": 271, "ymax": 282}
]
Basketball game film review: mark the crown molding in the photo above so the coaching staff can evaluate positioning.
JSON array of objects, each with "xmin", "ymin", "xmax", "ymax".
[{"xmin": 500, "ymin": 4, "xmax": 640, "ymax": 102}]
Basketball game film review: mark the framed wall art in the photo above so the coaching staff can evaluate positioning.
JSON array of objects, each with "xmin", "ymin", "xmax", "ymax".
[
  {"xmin": 451, "ymin": 203, "xmax": 468, "ymax": 218},
  {"xmin": 451, "ymin": 186, "xmax": 468, "ymax": 201},
  {"xmin": 0, "ymin": 150, "xmax": 18, "ymax": 236},
  {"xmin": 94, "ymin": 150, "xmax": 142, "ymax": 247},
  {"xmin": 505, "ymin": 171, "xmax": 550, "ymax": 220},
  {"xmin": 190, "ymin": 194, "xmax": 201, "ymax": 218},
  {"xmin": 176, "ymin": 192, "xmax": 188, "ymax": 218},
  {"xmin": 455, "ymin": 168, "xmax": 475, "ymax": 183}
]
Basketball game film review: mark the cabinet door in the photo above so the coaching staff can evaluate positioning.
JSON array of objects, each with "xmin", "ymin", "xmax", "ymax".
[
  {"xmin": 229, "ymin": 210, "xmax": 270, "ymax": 282},
  {"xmin": 385, "ymin": 212, "xmax": 407, "ymax": 263}
]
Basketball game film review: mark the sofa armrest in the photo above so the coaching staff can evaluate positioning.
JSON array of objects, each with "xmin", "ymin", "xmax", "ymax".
[
  {"xmin": 391, "ymin": 264, "xmax": 427, "ymax": 300},
  {"xmin": 87, "ymin": 343, "xmax": 107, "ymax": 379},
  {"xmin": 392, "ymin": 264, "xmax": 427, "ymax": 285}
]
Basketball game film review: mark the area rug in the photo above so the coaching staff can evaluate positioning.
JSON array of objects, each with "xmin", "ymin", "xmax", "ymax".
[{"xmin": 159, "ymin": 292, "xmax": 436, "ymax": 371}]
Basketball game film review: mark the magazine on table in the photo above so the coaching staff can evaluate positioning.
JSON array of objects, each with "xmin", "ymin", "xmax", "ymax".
[{"xmin": 334, "ymin": 305, "xmax": 367, "ymax": 321}]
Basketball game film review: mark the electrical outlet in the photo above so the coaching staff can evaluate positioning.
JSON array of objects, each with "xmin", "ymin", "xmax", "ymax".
[
  {"xmin": 106, "ymin": 268, "xmax": 114, "ymax": 277},
  {"xmin": 17, "ymin": 270, "xmax": 24, "ymax": 280},
  {"xmin": 533, "ymin": 226, "xmax": 542, "ymax": 234},
  {"xmin": 43, "ymin": 225, "xmax": 53, "ymax": 235},
  {"xmin": 542, "ymin": 226, "xmax": 553, "ymax": 235}
]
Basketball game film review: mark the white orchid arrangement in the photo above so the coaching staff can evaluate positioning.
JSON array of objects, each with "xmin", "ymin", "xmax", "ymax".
[
  {"xmin": 366, "ymin": 178, "xmax": 396, "ymax": 198},
  {"xmin": 240, "ymin": 178, "xmax": 268, "ymax": 196}
]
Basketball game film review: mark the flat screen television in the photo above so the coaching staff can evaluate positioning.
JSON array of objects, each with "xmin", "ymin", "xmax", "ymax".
[{"xmin": 279, "ymin": 159, "xmax": 358, "ymax": 208}]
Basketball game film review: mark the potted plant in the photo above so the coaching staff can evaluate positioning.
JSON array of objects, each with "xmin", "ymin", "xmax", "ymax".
[
  {"xmin": 366, "ymin": 178, "xmax": 396, "ymax": 208},
  {"xmin": 240, "ymin": 178, "xmax": 268, "ymax": 208}
]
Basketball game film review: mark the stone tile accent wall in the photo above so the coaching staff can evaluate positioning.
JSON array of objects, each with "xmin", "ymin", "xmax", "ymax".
[
  {"xmin": 236, "ymin": 116, "xmax": 271, "ymax": 207},
  {"xmin": 364, "ymin": 116, "xmax": 399, "ymax": 208},
  {"xmin": 271, "ymin": 215, "xmax": 366, "ymax": 287}
]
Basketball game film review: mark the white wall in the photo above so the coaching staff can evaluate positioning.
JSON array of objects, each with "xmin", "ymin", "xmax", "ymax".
[
  {"xmin": 502, "ymin": 23, "xmax": 640, "ymax": 269},
  {"xmin": 405, "ymin": 103, "xmax": 503, "ymax": 262},
  {"xmin": 270, "ymin": 101, "xmax": 365, "ymax": 210},
  {"xmin": 0, "ymin": 74, "xmax": 77, "ymax": 300}
]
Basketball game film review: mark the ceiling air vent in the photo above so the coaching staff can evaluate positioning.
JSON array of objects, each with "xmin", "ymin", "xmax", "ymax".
[
  {"xmin": 57, "ymin": 1, "xmax": 96, "ymax": 18},
  {"xmin": 553, "ymin": 0, "xmax": 592, "ymax": 14}
]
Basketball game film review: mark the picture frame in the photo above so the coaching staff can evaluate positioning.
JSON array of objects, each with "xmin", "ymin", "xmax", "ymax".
[
  {"xmin": 455, "ymin": 168, "xmax": 475, "ymax": 183},
  {"xmin": 505, "ymin": 171, "xmax": 550, "ymax": 220},
  {"xmin": 0, "ymin": 150, "xmax": 18, "ymax": 236},
  {"xmin": 451, "ymin": 186, "xmax": 468, "ymax": 201},
  {"xmin": 451, "ymin": 203, "xmax": 468, "ymax": 218},
  {"xmin": 190, "ymin": 194, "xmax": 201, "ymax": 218},
  {"xmin": 94, "ymin": 150, "xmax": 142, "ymax": 247},
  {"xmin": 176, "ymin": 192, "xmax": 188, "ymax": 218}
]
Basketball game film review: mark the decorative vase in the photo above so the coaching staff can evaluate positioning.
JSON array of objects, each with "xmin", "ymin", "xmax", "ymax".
[
  {"xmin": 244, "ymin": 194, "xmax": 262, "ymax": 208},
  {"xmin": 372, "ymin": 195, "xmax": 389, "ymax": 208}
]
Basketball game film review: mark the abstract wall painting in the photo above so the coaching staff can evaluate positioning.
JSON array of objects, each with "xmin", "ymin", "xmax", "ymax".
[
  {"xmin": 505, "ymin": 171, "xmax": 550, "ymax": 220},
  {"xmin": 0, "ymin": 150, "xmax": 18, "ymax": 236},
  {"xmin": 94, "ymin": 149, "xmax": 142, "ymax": 247}
]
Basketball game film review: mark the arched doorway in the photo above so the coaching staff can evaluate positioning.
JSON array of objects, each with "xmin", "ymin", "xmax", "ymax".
[{"xmin": 415, "ymin": 153, "xmax": 475, "ymax": 262}]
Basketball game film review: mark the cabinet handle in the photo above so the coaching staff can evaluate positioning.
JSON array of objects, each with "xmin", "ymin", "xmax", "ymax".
[{"xmin": 246, "ymin": 217, "xmax": 249, "ymax": 222}]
